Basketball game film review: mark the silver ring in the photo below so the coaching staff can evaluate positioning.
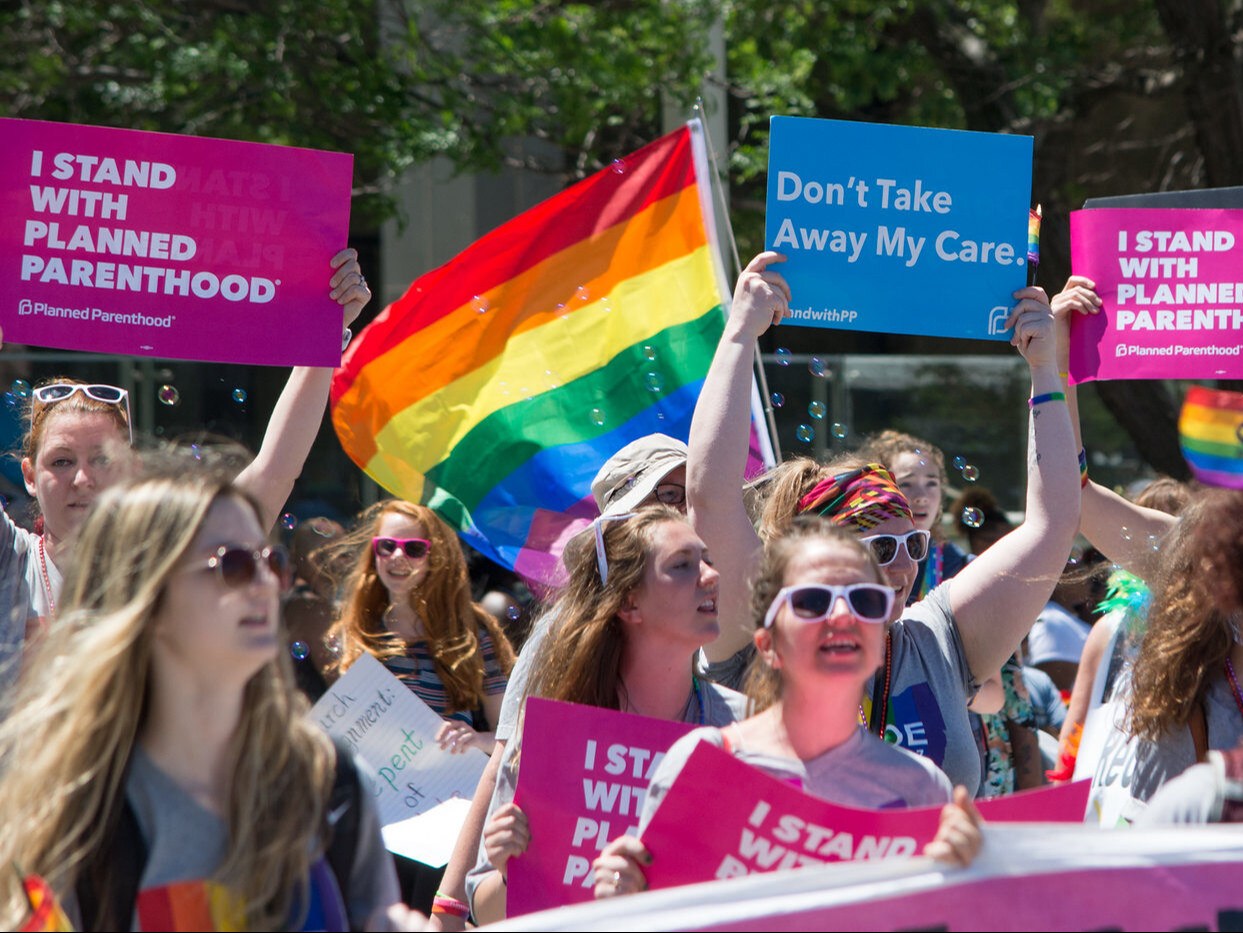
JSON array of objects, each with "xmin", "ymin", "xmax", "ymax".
[
  {"xmin": 358, "ymin": 274, "xmax": 368, "ymax": 288},
  {"xmin": 612, "ymin": 870, "xmax": 621, "ymax": 887}
]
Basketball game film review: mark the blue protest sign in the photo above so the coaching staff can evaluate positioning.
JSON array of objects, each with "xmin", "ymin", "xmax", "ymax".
[{"xmin": 765, "ymin": 116, "xmax": 1033, "ymax": 340}]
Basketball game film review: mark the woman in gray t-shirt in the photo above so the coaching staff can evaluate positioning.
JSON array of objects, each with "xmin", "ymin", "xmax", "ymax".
[{"xmin": 592, "ymin": 520, "xmax": 982, "ymax": 898}]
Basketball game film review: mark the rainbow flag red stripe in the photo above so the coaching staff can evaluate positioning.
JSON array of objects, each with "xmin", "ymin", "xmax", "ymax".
[
  {"xmin": 1179, "ymin": 385, "xmax": 1243, "ymax": 489},
  {"xmin": 331, "ymin": 123, "xmax": 765, "ymax": 582}
]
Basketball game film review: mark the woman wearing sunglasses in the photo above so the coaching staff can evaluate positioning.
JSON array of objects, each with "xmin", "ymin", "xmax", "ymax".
[
  {"xmin": 2, "ymin": 249, "xmax": 369, "ymax": 676},
  {"xmin": 466, "ymin": 506, "xmax": 748, "ymax": 924},
  {"xmin": 688, "ymin": 250, "xmax": 1080, "ymax": 797},
  {"xmin": 328, "ymin": 500, "xmax": 515, "ymax": 758},
  {"xmin": 591, "ymin": 519, "xmax": 982, "ymax": 898},
  {"xmin": 0, "ymin": 466, "xmax": 423, "ymax": 931}
]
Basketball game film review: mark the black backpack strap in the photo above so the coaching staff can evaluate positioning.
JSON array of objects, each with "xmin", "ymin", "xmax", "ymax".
[
  {"xmin": 325, "ymin": 738, "xmax": 363, "ymax": 927},
  {"xmin": 76, "ymin": 798, "xmax": 148, "ymax": 932}
]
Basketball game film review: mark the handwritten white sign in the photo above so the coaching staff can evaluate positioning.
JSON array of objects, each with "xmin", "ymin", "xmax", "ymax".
[{"xmin": 309, "ymin": 652, "xmax": 488, "ymax": 829}]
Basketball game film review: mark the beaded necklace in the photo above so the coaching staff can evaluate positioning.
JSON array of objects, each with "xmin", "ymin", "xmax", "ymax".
[
  {"xmin": 37, "ymin": 536, "xmax": 55, "ymax": 616},
  {"xmin": 858, "ymin": 631, "xmax": 894, "ymax": 737},
  {"xmin": 1226, "ymin": 656, "xmax": 1243, "ymax": 719}
]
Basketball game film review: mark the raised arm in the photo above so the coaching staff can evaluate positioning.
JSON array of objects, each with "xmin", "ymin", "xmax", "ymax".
[
  {"xmin": 688, "ymin": 251, "xmax": 789, "ymax": 663},
  {"xmin": 236, "ymin": 248, "xmax": 369, "ymax": 532},
  {"xmin": 1051, "ymin": 276, "xmax": 1176, "ymax": 578},
  {"xmin": 949, "ymin": 287, "xmax": 1081, "ymax": 679}
]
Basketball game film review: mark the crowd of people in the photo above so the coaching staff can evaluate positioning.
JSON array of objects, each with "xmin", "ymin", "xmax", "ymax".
[{"xmin": 0, "ymin": 239, "xmax": 1239, "ymax": 932}]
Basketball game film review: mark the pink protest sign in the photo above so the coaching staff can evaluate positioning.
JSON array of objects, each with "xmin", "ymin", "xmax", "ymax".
[
  {"xmin": 1069, "ymin": 208, "xmax": 1243, "ymax": 382},
  {"xmin": 506, "ymin": 698, "xmax": 697, "ymax": 916},
  {"xmin": 1, "ymin": 118, "xmax": 353, "ymax": 366},
  {"xmin": 642, "ymin": 741, "xmax": 1092, "ymax": 891}
]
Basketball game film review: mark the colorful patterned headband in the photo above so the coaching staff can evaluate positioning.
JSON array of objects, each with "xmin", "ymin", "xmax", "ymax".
[{"xmin": 797, "ymin": 463, "xmax": 914, "ymax": 533}]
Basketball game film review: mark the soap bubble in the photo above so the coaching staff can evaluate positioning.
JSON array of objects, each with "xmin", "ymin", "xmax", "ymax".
[
  {"xmin": 3, "ymin": 393, "xmax": 17, "ymax": 410},
  {"xmin": 796, "ymin": 424, "xmax": 815, "ymax": 443},
  {"xmin": 290, "ymin": 641, "xmax": 309, "ymax": 661},
  {"xmin": 961, "ymin": 464, "xmax": 980, "ymax": 482},
  {"xmin": 953, "ymin": 455, "xmax": 967, "ymax": 470},
  {"xmin": 770, "ymin": 392, "xmax": 785, "ymax": 408},
  {"xmin": 775, "ymin": 347, "xmax": 791, "ymax": 367},
  {"xmin": 644, "ymin": 371, "xmax": 664, "ymax": 393},
  {"xmin": 808, "ymin": 401, "xmax": 826, "ymax": 420},
  {"xmin": 575, "ymin": 285, "xmax": 590, "ymax": 303},
  {"xmin": 611, "ymin": 158, "xmax": 626, "ymax": 175},
  {"xmin": 158, "ymin": 384, "xmax": 180, "ymax": 406},
  {"xmin": 1146, "ymin": 534, "xmax": 1162, "ymax": 552},
  {"xmin": 280, "ymin": 513, "xmax": 298, "ymax": 531},
  {"xmin": 961, "ymin": 507, "xmax": 984, "ymax": 529},
  {"xmin": 190, "ymin": 443, "xmax": 203, "ymax": 461},
  {"xmin": 808, "ymin": 356, "xmax": 828, "ymax": 378},
  {"xmin": 643, "ymin": 345, "xmax": 657, "ymax": 361},
  {"xmin": 507, "ymin": 605, "xmax": 522, "ymax": 621},
  {"xmin": 831, "ymin": 423, "xmax": 848, "ymax": 439},
  {"xmin": 324, "ymin": 634, "xmax": 342, "ymax": 657},
  {"xmin": 231, "ymin": 388, "xmax": 247, "ymax": 404},
  {"xmin": 1120, "ymin": 526, "xmax": 1131, "ymax": 542},
  {"xmin": 472, "ymin": 294, "xmax": 489, "ymax": 314},
  {"xmin": 590, "ymin": 408, "xmax": 606, "ymax": 426},
  {"xmin": 9, "ymin": 380, "xmax": 30, "ymax": 398}
]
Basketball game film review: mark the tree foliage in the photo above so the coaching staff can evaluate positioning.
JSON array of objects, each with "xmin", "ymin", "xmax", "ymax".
[{"xmin": 3, "ymin": 0, "xmax": 1239, "ymax": 476}]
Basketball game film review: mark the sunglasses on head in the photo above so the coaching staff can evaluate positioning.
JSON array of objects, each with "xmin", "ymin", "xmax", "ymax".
[
  {"xmin": 859, "ymin": 529, "xmax": 931, "ymax": 566},
  {"xmin": 33, "ymin": 383, "xmax": 133, "ymax": 443},
  {"xmin": 373, "ymin": 537, "xmax": 431, "ymax": 560},
  {"xmin": 201, "ymin": 545, "xmax": 290, "ymax": 589},
  {"xmin": 764, "ymin": 582, "xmax": 895, "ymax": 628}
]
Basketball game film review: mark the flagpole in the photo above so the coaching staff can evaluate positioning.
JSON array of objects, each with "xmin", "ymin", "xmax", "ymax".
[{"xmin": 694, "ymin": 100, "xmax": 784, "ymax": 464}]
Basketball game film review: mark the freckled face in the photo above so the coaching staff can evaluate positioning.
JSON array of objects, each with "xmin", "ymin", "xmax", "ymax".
[
  {"xmin": 763, "ymin": 540, "xmax": 887, "ymax": 686},
  {"xmin": 625, "ymin": 521, "xmax": 721, "ymax": 651},
  {"xmin": 373, "ymin": 512, "xmax": 431, "ymax": 601},
  {"xmin": 22, "ymin": 410, "xmax": 130, "ymax": 541}
]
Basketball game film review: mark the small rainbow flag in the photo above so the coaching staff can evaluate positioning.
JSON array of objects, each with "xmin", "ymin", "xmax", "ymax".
[
  {"xmin": 19, "ymin": 875, "xmax": 74, "ymax": 932},
  {"xmin": 1179, "ymin": 385, "xmax": 1243, "ymax": 489},
  {"xmin": 331, "ymin": 122, "xmax": 772, "ymax": 584},
  {"xmin": 1026, "ymin": 204, "xmax": 1042, "ymax": 266}
]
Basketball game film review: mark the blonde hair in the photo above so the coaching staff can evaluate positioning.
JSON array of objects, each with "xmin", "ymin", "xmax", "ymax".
[
  {"xmin": 743, "ymin": 517, "xmax": 885, "ymax": 710},
  {"xmin": 0, "ymin": 470, "xmax": 333, "ymax": 931},
  {"xmin": 757, "ymin": 454, "xmax": 869, "ymax": 541},
  {"xmin": 329, "ymin": 501, "xmax": 514, "ymax": 715}
]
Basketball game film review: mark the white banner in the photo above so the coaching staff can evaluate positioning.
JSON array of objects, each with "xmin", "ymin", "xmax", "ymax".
[{"xmin": 485, "ymin": 825, "xmax": 1243, "ymax": 931}]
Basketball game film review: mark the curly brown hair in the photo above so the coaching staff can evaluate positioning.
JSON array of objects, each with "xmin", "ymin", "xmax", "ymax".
[
  {"xmin": 1127, "ymin": 488, "xmax": 1243, "ymax": 740},
  {"xmin": 329, "ymin": 501, "xmax": 514, "ymax": 715}
]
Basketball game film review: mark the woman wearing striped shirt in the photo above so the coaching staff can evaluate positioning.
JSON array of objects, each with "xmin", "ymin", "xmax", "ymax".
[{"xmin": 329, "ymin": 500, "xmax": 515, "ymax": 756}]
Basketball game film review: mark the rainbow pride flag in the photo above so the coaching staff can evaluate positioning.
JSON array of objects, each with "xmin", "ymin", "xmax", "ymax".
[
  {"xmin": 331, "ymin": 122, "xmax": 772, "ymax": 584},
  {"xmin": 1179, "ymin": 385, "xmax": 1243, "ymax": 489},
  {"xmin": 19, "ymin": 875, "xmax": 74, "ymax": 932}
]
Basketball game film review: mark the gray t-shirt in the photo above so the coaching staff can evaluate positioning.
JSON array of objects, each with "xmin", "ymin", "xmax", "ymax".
[
  {"xmin": 1093, "ymin": 672, "xmax": 1243, "ymax": 822},
  {"xmin": 125, "ymin": 746, "xmax": 399, "ymax": 929},
  {"xmin": 494, "ymin": 608, "xmax": 559, "ymax": 743},
  {"xmin": 0, "ymin": 512, "xmax": 51, "ymax": 695},
  {"xmin": 639, "ymin": 724, "xmax": 953, "ymax": 832},
  {"xmin": 867, "ymin": 583, "xmax": 981, "ymax": 795},
  {"xmin": 702, "ymin": 584, "xmax": 980, "ymax": 794},
  {"xmin": 466, "ymin": 679, "xmax": 749, "ymax": 911}
]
